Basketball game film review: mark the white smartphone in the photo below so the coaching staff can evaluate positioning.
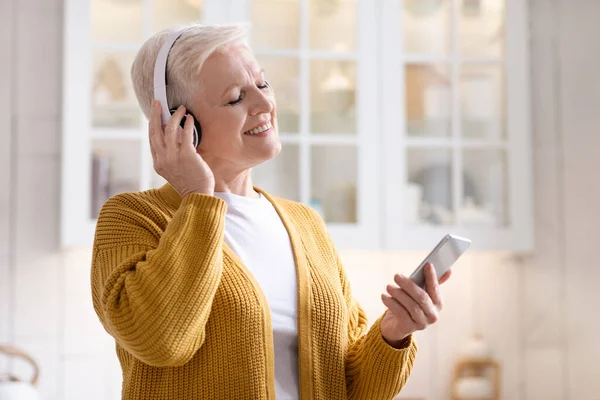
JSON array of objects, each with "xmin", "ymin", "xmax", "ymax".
[{"xmin": 409, "ymin": 234, "xmax": 471, "ymax": 289}]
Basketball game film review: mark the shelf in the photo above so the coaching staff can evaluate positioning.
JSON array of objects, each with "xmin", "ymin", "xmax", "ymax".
[
  {"xmin": 254, "ymin": 48, "xmax": 358, "ymax": 61},
  {"xmin": 93, "ymin": 42, "xmax": 144, "ymax": 53},
  {"xmin": 405, "ymin": 137, "xmax": 507, "ymax": 149},
  {"xmin": 402, "ymin": 54, "xmax": 504, "ymax": 65},
  {"xmin": 280, "ymin": 134, "xmax": 358, "ymax": 145}
]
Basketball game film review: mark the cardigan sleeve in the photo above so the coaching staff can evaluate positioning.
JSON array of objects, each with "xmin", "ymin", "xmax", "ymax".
[
  {"xmin": 319, "ymin": 223, "xmax": 418, "ymax": 398},
  {"xmin": 91, "ymin": 192, "xmax": 227, "ymax": 368},
  {"xmin": 344, "ymin": 298, "xmax": 418, "ymax": 399}
]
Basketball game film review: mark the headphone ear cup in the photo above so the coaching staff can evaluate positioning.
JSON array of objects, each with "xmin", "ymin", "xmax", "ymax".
[
  {"xmin": 169, "ymin": 108, "xmax": 202, "ymax": 148},
  {"xmin": 191, "ymin": 121, "xmax": 201, "ymax": 149}
]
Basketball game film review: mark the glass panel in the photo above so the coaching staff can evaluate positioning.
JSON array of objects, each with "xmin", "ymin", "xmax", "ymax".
[
  {"xmin": 459, "ymin": 0, "xmax": 504, "ymax": 57},
  {"xmin": 92, "ymin": 0, "xmax": 143, "ymax": 43},
  {"xmin": 461, "ymin": 149, "xmax": 508, "ymax": 226},
  {"xmin": 407, "ymin": 149, "xmax": 454, "ymax": 225},
  {"xmin": 154, "ymin": 0, "xmax": 203, "ymax": 33},
  {"xmin": 460, "ymin": 64, "xmax": 504, "ymax": 138},
  {"xmin": 311, "ymin": 145, "xmax": 357, "ymax": 223},
  {"xmin": 252, "ymin": 143, "xmax": 300, "ymax": 201},
  {"xmin": 309, "ymin": 0, "xmax": 356, "ymax": 51},
  {"xmin": 91, "ymin": 139, "xmax": 141, "ymax": 218},
  {"xmin": 405, "ymin": 64, "xmax": 451, "ymax": 137},
  {"xmin": 310, "ymin": 60, "xmax": 356, "ymax": 134},
  {"xmin": 403, "ymin": 0, "xmax": 451, "ymax": 54},
  {"xmin": 256, "ymin": 56, "xmax": 300, "ymax": 133},
  {"xmin": 251, "ymin": 0, "xmax": 300, "ymax": 49},
  {"xmin": 92, "ymin": 52, "xmax": 141, "ymax": 128}
]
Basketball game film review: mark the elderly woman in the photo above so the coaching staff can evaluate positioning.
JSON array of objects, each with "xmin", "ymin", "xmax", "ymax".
[{"xmin": 91, "ymin": 24, "xmax": 451, "ymax": 400}]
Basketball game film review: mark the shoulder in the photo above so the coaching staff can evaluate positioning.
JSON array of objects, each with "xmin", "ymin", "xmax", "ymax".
[
  {"xmin": 94, "ymin": 189, "xmax": 169, "ymax": 250},
  {"xmin": 98, "ymin": 189, "xmax": 168, "ymax": 220}
]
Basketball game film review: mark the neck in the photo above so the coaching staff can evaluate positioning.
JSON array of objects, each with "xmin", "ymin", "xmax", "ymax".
[{"xmin": 213, "ymin": 168, "xmax": 258, "ymax": 198}]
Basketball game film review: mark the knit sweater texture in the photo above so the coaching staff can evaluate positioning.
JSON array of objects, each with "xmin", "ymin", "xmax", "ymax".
[{"xmin": 91, "ymin": 183, "xmax": 418, "ymax": 399}]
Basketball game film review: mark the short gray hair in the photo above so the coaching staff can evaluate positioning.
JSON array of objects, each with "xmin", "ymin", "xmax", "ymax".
[{"xmin": 131, "ymin": 23, "xmax": 250, "ymax": 118}]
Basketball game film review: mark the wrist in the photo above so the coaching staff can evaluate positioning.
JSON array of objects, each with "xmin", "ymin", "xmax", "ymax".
[
  {"xmin": 383, "ymin": 333, "xmax": 412, "ymax": 349},
  {"xmin": 181, "ymin": 188, "xmax": 214, "ymax": 198}
]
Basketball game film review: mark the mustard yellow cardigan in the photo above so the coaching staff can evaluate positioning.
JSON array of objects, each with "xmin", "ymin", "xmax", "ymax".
[{"xmin": 91, "ymin": 184, "xmax": 417, "ymax": 399}]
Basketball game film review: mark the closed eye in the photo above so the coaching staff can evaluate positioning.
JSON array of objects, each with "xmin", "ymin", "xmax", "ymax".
[
  {"xmin": 228, "ymin": 95, "xmax": 243, "ymax": 105},
  {"xmin": 228, "ymin": 81, "xmax": 270, "ymax": 105}
]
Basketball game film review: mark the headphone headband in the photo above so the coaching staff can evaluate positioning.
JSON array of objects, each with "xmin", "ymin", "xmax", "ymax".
[{"xmin": 153, "ymin": 27, "xmax": 194, "ymax": 125}]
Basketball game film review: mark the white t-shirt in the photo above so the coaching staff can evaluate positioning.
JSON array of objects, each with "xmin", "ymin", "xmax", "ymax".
[{"xmin": 214, "ymin": 191, "xmax": 299, "ymax": 399}]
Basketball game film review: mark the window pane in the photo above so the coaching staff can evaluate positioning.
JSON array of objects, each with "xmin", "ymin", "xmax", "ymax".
[
  {"xmin": 309, "ymin": 0, "xmax": 356, "ymax": 51},
  {"xmin": 92, "ymin": 52, "xmax": 141, "ymax": 128},
  {"xmin": 251, "ymin": 0, "xmax": 300, "ymax": 49},
  {"xmin": 405, "ymin": 64, "xmax": 451, "ymax": 137},
  {"xmin": 92, "ymin": 0, "xmax": 143, "ymax": 43},
  {"xmin": 311, "ymin": 145, "xmax": 357, "ymax": 223},
  {"xmin": 459, "ymin": 0, "xmax": 504, "ymax": 57},
  {"xmin": 91, "ymin": 139, "xmax": 141, "ymax": 218},
  {"xmin": 154, "ymin": 0, "xmax": 203, "ymax": 33},
  {"xmin": 256, "ymin": 56, "xmax": 300, "ymax": 133},
  {"xmin": 460, "ymin": 64, "xmax": 504, "ymax": 138},
  {"xmin": 407, "ymin": 149, "xmax": 454, "ymax": 225},
  {"xmin": 310, "ymin": 60, "xmax": 356, "ymax": 134},
  {"xmin": 252, "ymin": 143, "xmax": 300, "ymax": 201},
  {"xmin": 403, "ymin": 0, "xmax": 451, "ymax": 54},
  {"xmin": 461, "ymin": 149, "xmax": 508, "ymax": 226}
]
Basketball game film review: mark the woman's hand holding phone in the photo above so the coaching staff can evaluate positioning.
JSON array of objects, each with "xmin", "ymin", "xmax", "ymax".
[
  {"xmin": 380, "ymin": 264, "xmax": 452, "ymax": 348},
  {"xmin": 149, "ymin": 100, "xmax": 215, "ymax": 198}
]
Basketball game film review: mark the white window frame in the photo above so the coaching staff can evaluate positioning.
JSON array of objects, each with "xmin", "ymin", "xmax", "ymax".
[{"xmin": 380, "ymin": 0, "xmax": 533, "ymax": 251}]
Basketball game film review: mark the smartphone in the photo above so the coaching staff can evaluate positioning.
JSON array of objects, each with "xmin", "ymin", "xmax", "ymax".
[{"xmin": 409, "ymin": 234, "xmax": 471, "ymax": 289}]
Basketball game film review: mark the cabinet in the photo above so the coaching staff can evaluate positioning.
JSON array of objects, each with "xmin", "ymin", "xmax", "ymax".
[
  {"xmin": 61, "ymin": 0, "xmax": 532, "ymax": 251},
  {"xmin": 381, "ymin": 0, "xmax": 532, "ymax": 250}
]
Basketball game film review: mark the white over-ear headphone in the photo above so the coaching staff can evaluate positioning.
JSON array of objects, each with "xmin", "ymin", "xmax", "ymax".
[{"xmin": 153, "ymin": 28, "xmax": 201, "ymax": 148}]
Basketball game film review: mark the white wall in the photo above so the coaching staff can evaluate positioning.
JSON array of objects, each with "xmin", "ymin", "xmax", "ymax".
[
  {"xmin": 1, "ymin": 0, "xmax": 600, "ymax": 399},
  {"xmin": 0, "ymin": 0, "xmax": 64, "ymax": 397}
]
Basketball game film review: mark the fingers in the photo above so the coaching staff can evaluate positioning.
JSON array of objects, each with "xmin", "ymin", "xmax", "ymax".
[
  {"xmin": 439, "ymin": 269, "xmax": 452, "ymax": 285},
  {"xmin": 386, "ymin": 284, "xmax": 428, "ymax": 329},
  {"xmin": 149, "ymin": 100, "xmax": 165, "ymax": 159},
  {"xmin": 181, "ymin": 113, "xmax": 195, "ymax": 150},
  {"xmin": 381, "ymin": 293, "xmax": 415, "ymax": 330},
  {"xmin": 394, "ymin": 272, "xmax": 440, "ymax": 321},
  {"xmin": 424, "ymin": 263, "xmax": 444, "ymax": 311},
  {"xmin": 165, "ymin": 105, "xmax": 186, "ymax": 150}
]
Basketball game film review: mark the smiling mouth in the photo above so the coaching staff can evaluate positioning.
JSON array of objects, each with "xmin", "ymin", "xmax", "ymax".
[{"xmin": 244, "ymin": 121, "xmax": 273, "ymax": 135}]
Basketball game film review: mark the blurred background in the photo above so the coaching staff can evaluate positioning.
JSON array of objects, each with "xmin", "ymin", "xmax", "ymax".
[{"xmin": 1, "ymin": 0, "xmax": 599, "ymax": 399}]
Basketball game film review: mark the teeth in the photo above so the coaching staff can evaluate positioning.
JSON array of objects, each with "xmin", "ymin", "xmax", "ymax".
[{"xmin": 244, "ymin": 121, "xmax": 272, "ymax": 135}]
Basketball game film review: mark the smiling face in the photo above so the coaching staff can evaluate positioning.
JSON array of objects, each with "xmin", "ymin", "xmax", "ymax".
[{"xmin": 191, "ymin": 44, "xmax": 281, "ymax": 173}]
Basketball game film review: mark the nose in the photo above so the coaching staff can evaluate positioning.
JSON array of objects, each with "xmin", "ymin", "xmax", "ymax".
[{"xmin": 249, "ymin": 86, "xmax": 274, "ymax": 116}]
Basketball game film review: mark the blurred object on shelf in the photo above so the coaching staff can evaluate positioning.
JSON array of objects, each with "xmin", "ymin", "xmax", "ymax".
[
  {"xmin": 184, "ymin": 0, "xmax": 203, "ymax": 7},
  {"xmin": 406, "ymin": 64, "xmax": 450, "ymax": 137},
  {"xmin": 461, "ymin": 73, "xmax": 501, "ymax": 139},
  {"xmin": 404, "ymin": 0, "xmax": 443, "ymax": 17},
  {"xmin": 460, "ymin": 196, "xmax": 498, "ymax": 226},
  {"xmin": 410, "ymin": 163, "xmax": 478, "ymax": 225},
  {"xmin": 462, "ymin": 0, "xmax": 481, "ymax": 16},
  {"xmin": 325, "ymin": 183, "xmax": 356, "ymax": 223},
  {"xmin": 461, "ymin": 333, "xmax": 491, "ymax": 360},
  {"xmin": 93, "ymin": 56, "xmax": 126, "ymax": 103},
  {"xmin": 0, "ymin": 345, "xmax": 41, "ymax": 400},
  {"xmin": 92, "ymin": 53, "xmax": 140, "ymax": 128},
  {"xmin": 451, "ymin": 334, "xmax": 500, "ymax": 400}
]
